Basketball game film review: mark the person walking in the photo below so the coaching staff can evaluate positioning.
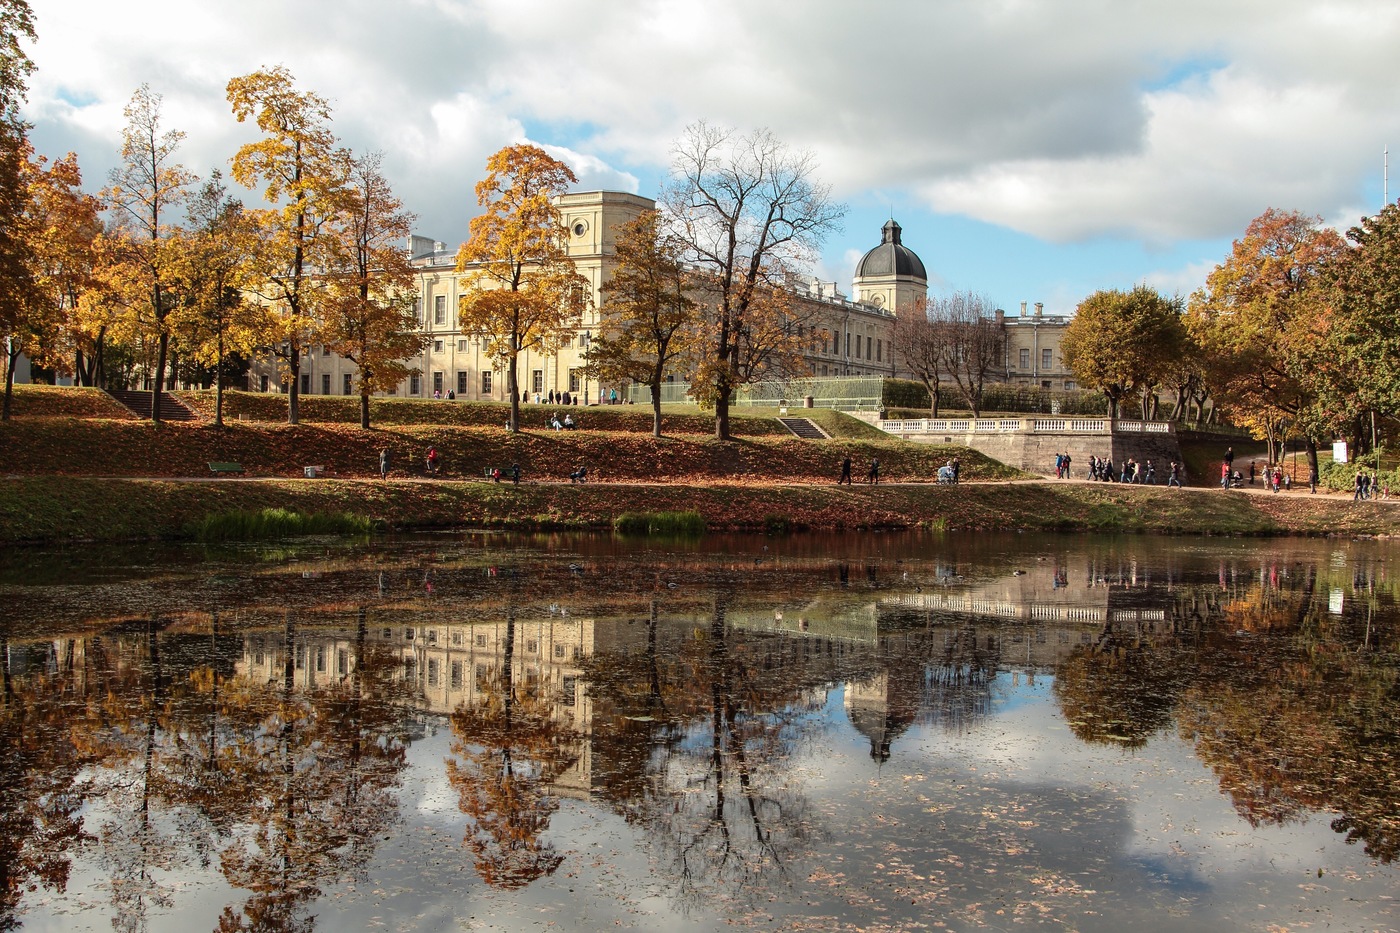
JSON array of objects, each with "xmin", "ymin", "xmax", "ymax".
[
  {"xmin": 1309, "ymin": 466, "xmax": 1319, "ymax": 494},
  {"xmin": 511, "ymin": 463, "xmax": 521, "ymax": 485},
  {"xmin": 867, "ymin": 458, "xmax": 880, "ymax": 485},
  {"xmin": 838, "ymin": 457, "xmax": 852, "ymax": 485},
  {"xmin": 426, "ymin": 446, "xmax": 440, "ymax": 477},
  {"xmin": 379, "ymin": 448, "xmax": 391, "ymax": 480},
  {"xmin": 1167, "ymin": 461, "xmax": 1182, "ymax": 488},
  {"xmin": 1221, "ymin": 461, "xmax": 1231, "ymax": 489}
]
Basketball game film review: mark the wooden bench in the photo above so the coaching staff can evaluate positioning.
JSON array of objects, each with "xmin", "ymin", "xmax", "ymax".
[{"xmin": 208, "ymin": 462, "xmax": 243, "ymax": 475}]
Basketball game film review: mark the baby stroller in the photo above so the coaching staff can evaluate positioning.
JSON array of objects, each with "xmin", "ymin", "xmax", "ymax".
[
  {"xmin": 569, "ymin": 467, "xmax": 588, "ymax": 484},
  {"xmin": 1229, "ymin": 470, "xmax": 1244, "ymax": 489},
  {"xmin": 936, "ymin": 465, "xmax": 956, "ymax": 485}
]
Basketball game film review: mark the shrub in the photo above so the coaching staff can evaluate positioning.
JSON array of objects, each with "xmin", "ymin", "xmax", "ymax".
[
  {"xmin": 613, "ymin": 510, "xmax": 706, "ymax": 536},
  {"xmin": 190, "ymin": 508, "xmax": 374, "ymax": 542}
]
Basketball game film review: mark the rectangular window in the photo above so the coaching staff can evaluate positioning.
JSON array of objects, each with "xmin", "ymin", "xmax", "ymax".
[
  {"xmin": 295, "ymin": 644, "xmax": 305, "ymax": 670},
  {"xmin": 315, "ymin": 647, "xmax": 325, "ymax": 673},
  {"xmin": 481, "ymin": 371, "xmax": 492, "ymax": 394},
  {"xmin": 427, "ymin": 629, "xmax": 438, "ymax": 645},
  {"xmin": 475, "ymin": 664, "xmax": 488, "ymax": 689},
  {"xmin": 845, "ymin": 333, "xmax": 851, "ymax": 357},
  {"xmin": 561, "ymin": 675, "xmax": 577, "ymax": 707},
  {"xmin": 457, "ymin": 371, "xmax": 468, "ymax": 395},
  {"xmin": 554, "ymin": 644, "xmax": 565, "ymax": 658},
  {"xmin": 300, "ymin": 373, "xmax": 311, "ymax": 395},
  {"xmin": 382, "ymin": 628, "xmax": 392, "ymax": 639},
  {"xmin": 526, "ymin": 639, "xmax": 539, "ymax": 654},
  {"xmin": 451, "ymin": 630, "xmax": 463, "ymax": 646},
  {"xmin": 532, "ymin": 370, "xmax": 543, "ymax": 394},
  {"xmin": 475, "ymin": 633, "xmax": 488, "ymax": 647},
  {"xmin": 434, "ymin": 339, "xmax": 444, "ymax": 353},
  {"xmin": 433, "ymin": 294, "xmax": 446, "ymax": 325},
  {"xmin": 1065, "ymin": 381, "xmax": 1076, "ymax": 391},
  {"xmin": 433, "ymin": 371, "xmax": 443, "ymax": 395},
  {"xmin": 1019, "ymin": 348, "xmax": 1030, "ymax": 369},
  {"xmin": 404, "ymin": 628, "xmax": 414, "ymax": 640},
  {"xmin": 876, "ymin": 339, "xmax": 882, "ymax": 362},
  {"xmin": 337, "ymin": 649, "xmax": 348, "ymax": 674},
  {"xmin": 410, "ymin": 373, "xmax": 422, "ymax": 395},
  {"xmin": 1042, "ymin": 348, "xmax": 1053, "ymax": 369},
  {"xmin": 450, "ymin": 661, "xmax": 463, "ymax": 689},
  {"xmin": 260, "ymin": 374, "xmax": 269, "ymax": 392},
  {"xmin": 822, "ymin": 337, "xmax": 828, "ymax": 354},
  {"xmin": 427, "ymin": 659, "xmax": 439, "ymax": 687},
  {"xmin": 321, "ymin": 373, "xmax": 330, "ymax": 395},
  {"xmin": 413, "ymin": 298, "xmax": 423, "ymax": 325},
  {"xmin": 458, "ymin": 339, "xmax": 468, "ymax": 351},
  {"xmin": 343, "ymin": 373, "xmax": 352, "ymax": 395},
  {"xmin": 866, "ymin": 336, "xmax": 873, "ymax": 360},
  {"xmin": 568, "ymin": 369, "xmax": 580, "ymax": 393}
]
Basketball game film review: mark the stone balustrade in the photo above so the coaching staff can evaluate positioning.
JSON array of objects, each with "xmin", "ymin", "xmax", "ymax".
[{"xmin": 878, "ymin": 417, "xmax": 1174, "ymax": 435}]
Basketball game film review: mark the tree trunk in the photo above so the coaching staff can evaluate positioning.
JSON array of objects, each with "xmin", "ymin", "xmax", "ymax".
[
  {"xmin": 1305, "ymin": 437, "xmax": 1320, "ymax": 486},
  {"xmin": 360, "ymin": 388, "xmax": 371, "ymax": 429},
  {"xmin": 287, "ymin": 346, "xmax": 301, "ymax": 425},
  {"xmin": 507, "ymin": 353, "xmax": 520, "ymax": 432},
  {"xmin": 2, "ymin": 339, "xmax": 16, "ymax": 422},
  {"xmin": 214, "ymin": 329, "xmax": 225, "ymax": 429},
  {"xmin": 714, "ymin": 375, "xmax": 731, "ymax": 441},
  {"xmin": 152, "ymin": 331, "xmax": 169, "ymax": 425},
  {"xmin": 650, "ymin": 382, "xmax": 663, "ymax": 438}
]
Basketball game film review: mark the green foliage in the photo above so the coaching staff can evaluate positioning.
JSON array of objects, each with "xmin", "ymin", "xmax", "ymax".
[
  {"xmin": 189, "ymin": 507, "xmax": 373, "ymax": 542},
  {"xmin": 612, "ymin": 510, "xmax": 705, "ymax": 536},
  {"xmin": 1062, "ymin": 286, "xmax": 1185, "ymax": 418},
  {"xmin": 884, "ymin": 380, "xmax": 1109, "ymax": 416}
]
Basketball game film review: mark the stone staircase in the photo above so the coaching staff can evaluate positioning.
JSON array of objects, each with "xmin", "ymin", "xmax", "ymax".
[
  {"xmin": 107, "ymin": 389, "xmax": 199, "ymax": 422},
  {"xmin": 778, "ymin": 417, "xmax": 828, "ymax": 439}
]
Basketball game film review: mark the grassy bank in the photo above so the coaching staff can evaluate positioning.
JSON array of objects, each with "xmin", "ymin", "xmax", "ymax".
[{"xmin": 2, "ymin": 475, "xmax": 1396, "ymax": 544}]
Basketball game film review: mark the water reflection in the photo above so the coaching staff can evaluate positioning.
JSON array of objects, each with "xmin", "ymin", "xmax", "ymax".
[{"xmin": 0, "ymin": 533, "xmax": 1396, "ymax": 930}]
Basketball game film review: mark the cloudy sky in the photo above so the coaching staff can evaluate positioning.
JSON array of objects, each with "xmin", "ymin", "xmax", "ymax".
[{"xmin": 20, "ymin": 0, "xmax": 1400, "ymax": 314}]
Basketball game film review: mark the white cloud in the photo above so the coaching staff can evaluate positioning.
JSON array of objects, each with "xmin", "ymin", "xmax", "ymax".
[{"xmin": 20, "ymin": 0, "xmax": 1400, "ymax": 259}]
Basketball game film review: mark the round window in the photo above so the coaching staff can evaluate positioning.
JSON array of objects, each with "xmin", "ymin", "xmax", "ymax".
[{"xmin": 573, "ymin": 221, "xmax": 587, "ymax": 237}]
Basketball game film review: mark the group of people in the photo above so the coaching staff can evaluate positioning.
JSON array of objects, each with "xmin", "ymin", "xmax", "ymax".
[
  {"xmin": 431, "ymin": 389, "xmax": 456, "ymax": 400},
  {"xmin": 549, "ymin": 412, "xmax": 577, "ymax": 431},
  {"xmin": 536, "ymin": 390, "xmax": 578, "ymax": 405},
  {"xmin": 837, "ymin": 456, "xmax": 882, "ymax": 485},
  {"xmin": 1353, "ymin": 470, "xmax": 1385, "ymax": 500}
]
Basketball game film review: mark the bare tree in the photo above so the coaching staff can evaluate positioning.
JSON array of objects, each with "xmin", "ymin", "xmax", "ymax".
[
  {"xmin": 939, "ymin": 293, "xmax": 1003, "ymax": 417},
  {"xmin": 661, "ymin": 123, "xmax": 844, "ymax": 440},
  {"xmin": 889, "ymin": 297, "xmax": 950, "ymax": 416}
]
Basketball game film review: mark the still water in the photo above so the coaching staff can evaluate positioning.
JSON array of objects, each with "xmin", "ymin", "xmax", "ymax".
[{"xmin": 0, "ymin": 531, "xmax": 1396, "ymax": 932}]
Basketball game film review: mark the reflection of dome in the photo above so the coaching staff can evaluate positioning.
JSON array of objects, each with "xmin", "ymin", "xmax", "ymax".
[
  {"xmin": 855, "ymin": 220, "xmax": 927, "ymax": 281},
  {"xmin": 847, "ymin": 703, "xmax": 915, "ymax": 763}
]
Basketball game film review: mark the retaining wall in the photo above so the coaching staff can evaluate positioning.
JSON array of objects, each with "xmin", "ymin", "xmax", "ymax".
[{"xmin": 877, "ymin": 417, "xmax": 1185, "ymax": 478}]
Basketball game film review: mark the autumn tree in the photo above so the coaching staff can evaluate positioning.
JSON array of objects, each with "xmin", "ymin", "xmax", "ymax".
[
  {"xmin": 1325, "ymin": 203, "xmax": 1400, "ymax": 447},
  {"xmin": 456, "ymin": 144, "xmax": 588, "ymax": 433},
  {"xmin": 889, "ymin": 298, "xmax": 950, "ymax": 416},
  {"xmin": 586, "ymin": 209, "xmax": 699, "ymax": 437},
  {"xmin": 323, "ymin": 151, "xmax": 424, "ymax": 429},
  {"xmin": 103, "ymin": 85, "xmax": 195, "ymax": 423},
  {"xmin": 169, "ymin": 173, "xmax": 261, "ymax": 428},
  {"xmin": 936, "ymin": 291, "xmax": 1003, "ymax": 417},
  {"xmin": 1186, "ymin": 208, "xmax": 1346, "ymax": 469},
  {"xmin": 0, "ymin": 149, "xmax": 100, "ymax": 419},
  {"xmin": 0, "ymin": 0, "xmax": 35, "ymax": 415},
  {"xmin": 661, "ymin": 123, "xmax": 844, "ymax": 440},
  {"xmin": 1062, "ymin": 285, "xmax": 1183, "ymax": 419},
  {"xmin": 227, "ymin": 66, "xmax": 343, "ymax": 425}
]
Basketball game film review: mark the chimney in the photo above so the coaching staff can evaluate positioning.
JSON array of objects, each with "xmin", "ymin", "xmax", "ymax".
[
  {"xmin": 1020, "ymin": 301, "xmax": 1027, "ymax": 317},
  {"xmin": 1034, "ymin": 302, "xmax": 1043, "ymax": 318}
]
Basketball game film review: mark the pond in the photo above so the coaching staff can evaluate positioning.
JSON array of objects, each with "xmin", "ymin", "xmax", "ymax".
[{"xmin": 0, "ymin": 531, "xmax": 1396, "ymax": 932}]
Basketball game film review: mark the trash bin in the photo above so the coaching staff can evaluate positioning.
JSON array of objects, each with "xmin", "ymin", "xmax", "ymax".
[{"xmin": 803, "ymin": 396, "xmax": 814, "ymax": 408}]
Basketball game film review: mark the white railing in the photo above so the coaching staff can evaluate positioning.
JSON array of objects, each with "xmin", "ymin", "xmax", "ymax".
[{"xmin": 879, "ymin": 417, "xmax": 1171, "ymax": 436}]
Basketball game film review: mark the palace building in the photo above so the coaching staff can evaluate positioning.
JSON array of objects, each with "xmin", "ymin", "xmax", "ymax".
[{"xmin": 246, "ymin": 190, "xmax": 1073, "ymax": 404}]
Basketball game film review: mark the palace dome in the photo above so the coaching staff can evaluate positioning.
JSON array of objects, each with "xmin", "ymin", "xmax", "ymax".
[{"xmin": 855, "ymin": 219, "xmax": 927, "ymax": 281}]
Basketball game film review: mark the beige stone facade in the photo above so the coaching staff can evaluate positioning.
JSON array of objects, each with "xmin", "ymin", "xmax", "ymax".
[{"xmin": 247, "ymin": 190, "xmax": 1069, "ymax": 402}]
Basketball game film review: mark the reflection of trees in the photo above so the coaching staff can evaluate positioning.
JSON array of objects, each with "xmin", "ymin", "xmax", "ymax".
[
  {"xmin": 215, "ymin": 609, "xmax": 410, "ymax": 930},
  {"xmin": 1054, "ymin": 643, "xmax": 1189, "ymax": 751},
  {"xmin": 1178, "ymin": 595, "xmax": 1400, "ymax": 862},
  {"xmin": 0, "ymin": 635, "xmax": 91, "ymax": 932},
  {"xmin": 586, "ymin": 597, "xmax": 828, "ymax": 910},
  {"xmin": 447, "ymin": 607, "xmax": 580, "ymax": 888}
]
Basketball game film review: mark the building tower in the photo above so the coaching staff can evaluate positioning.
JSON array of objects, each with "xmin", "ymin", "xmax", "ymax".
[{"xmin": 852, "ymin": 219, "xmax": 929, "ymax": 314}]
